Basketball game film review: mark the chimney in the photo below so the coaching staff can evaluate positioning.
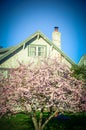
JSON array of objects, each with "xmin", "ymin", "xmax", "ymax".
[{"xmin": 52, "ymin": 26, "xmax": 61, "ymax": 49}]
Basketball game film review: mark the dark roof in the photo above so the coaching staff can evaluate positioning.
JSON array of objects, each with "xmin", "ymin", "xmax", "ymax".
[
  {"xmin": 0, "ymin": 46, "xmax": 13, "ymax": 54},
  {"xmin": 78, "ymin": 54, "xmax": 86, "ymax": 66},
  {"xmin": 0, "ymin": 31, "xmax": 75, "ymax": 66}
]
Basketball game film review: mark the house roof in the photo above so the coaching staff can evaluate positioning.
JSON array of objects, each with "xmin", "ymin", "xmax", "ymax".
[
  {"xmin": 0, "ymin": 31, "xmax": 75, "ymax": 66},
  {"xmin": 78, "ymin": 54, "xmax": 86, "ymax": 66},
  {"xmin": 0, "ymin": 46, "xmax": 14, "ymax": 55}
]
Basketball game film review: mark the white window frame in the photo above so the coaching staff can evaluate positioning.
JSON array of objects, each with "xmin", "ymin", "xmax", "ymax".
[{"xmin": 28, "ymin": 45, "xmax": 47, "ymax": 57}]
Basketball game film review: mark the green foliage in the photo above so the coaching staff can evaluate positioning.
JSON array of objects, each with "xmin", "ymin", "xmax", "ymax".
[
  {"xmin": 0, "ymin": 114, "xmax": 34, "ymax": 130},
  {"xmin": 71, "ymin": 64, "xmax": 86, "ymax": 83},
  {"xmin": 0, "ymin": 113, "xmax": 86, "ymax": 130}
]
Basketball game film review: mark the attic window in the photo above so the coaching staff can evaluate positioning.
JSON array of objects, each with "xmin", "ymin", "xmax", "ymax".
[
  {"xmin": 28, "ymin": 45, "xmax": 47, "ymax": 57},
  {"xmin": 30, "ymin": 46, "xmax": 36, "ymax": 56}
]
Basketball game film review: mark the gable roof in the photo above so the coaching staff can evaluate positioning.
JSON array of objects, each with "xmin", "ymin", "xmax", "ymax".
[
  {"xmin": 78, "ymin": 54, "xmax": 86, "ymax": 66},
  {"xmin": 0, "ymin": 31, "xmax": 75, "ymax": 66},
  {"xmin": 0, "ymin": 46, "xmax": 14, "ymax": 55}
]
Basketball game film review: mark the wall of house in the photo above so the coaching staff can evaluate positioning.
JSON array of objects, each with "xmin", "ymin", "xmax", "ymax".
[
  {"xmin": 61, "ymin": 56, "xmax": 71, "ymax": 67},
  {"xmin": 0, "ymin": 38, "xmax": 71, "ymax": 68},
  {"xmin": 0, "ymin": 38, "xmax": 49, "ymax": 68}
]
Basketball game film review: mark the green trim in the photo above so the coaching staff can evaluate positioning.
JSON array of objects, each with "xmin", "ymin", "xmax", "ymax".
[
  {"xmin": 0, "ymin": 32, "xmax": 38, "ymax": 63},
  {"xmin": 0, "ymin": 46, "xmax": 14, "ymax": 54},
  {"xmin": 38, "ymin": 31, "xmax": 76, "ymax": 66},
  {"xmin": 0, "ymin": 30, "xmax": 75, "ymax": 66}
]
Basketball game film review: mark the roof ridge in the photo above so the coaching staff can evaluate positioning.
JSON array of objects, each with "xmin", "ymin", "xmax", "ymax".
[{"xmin": 0, "ymin": 31, "xmax": 76, "ymax": 66}]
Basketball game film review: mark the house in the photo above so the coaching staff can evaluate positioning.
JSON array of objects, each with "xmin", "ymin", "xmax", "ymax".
[{"xmin": 0, "ymin": 28, "xmax": 76, "ymax": 77}]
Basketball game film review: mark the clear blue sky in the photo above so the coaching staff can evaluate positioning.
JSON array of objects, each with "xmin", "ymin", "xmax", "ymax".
[{"xmin": 0, "ymin": 0, "xmax": 86, "ymax": 63}]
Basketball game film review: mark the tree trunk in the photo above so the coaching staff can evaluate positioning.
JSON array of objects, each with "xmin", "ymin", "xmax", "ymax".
[
  {"xmin": 39, "ymin": 112, "xmax": 43, "ymax": 130},
  {"xmin": 32, "ymin": 113, "xmax": 39, "ymax": 130},
  {"xmin": 32, "ymin": 112, "xmax": 43, "ymax": 130},
  {"xmin": 32, "ymin": 109, "xmax": 59, "ymax": 130}
]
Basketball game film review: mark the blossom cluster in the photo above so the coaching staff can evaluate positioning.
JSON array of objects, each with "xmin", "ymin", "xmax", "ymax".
[{"xmin": 0, "ymin": 58, "xmax": 86, "ymax": 116}]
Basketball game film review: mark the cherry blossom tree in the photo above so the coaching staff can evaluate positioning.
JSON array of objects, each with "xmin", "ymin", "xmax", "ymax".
[{"xmin": 0, "ymin": 58, "xmax": 86, "ymax": 130}]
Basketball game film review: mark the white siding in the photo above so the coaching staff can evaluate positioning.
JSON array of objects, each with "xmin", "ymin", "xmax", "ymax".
[{"xmin": 0, "ymin": 38, "xmax": 71, "ymax": 68}]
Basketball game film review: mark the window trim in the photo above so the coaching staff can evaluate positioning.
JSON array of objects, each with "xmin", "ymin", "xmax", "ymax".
[{"xmin": 28, "ymin": 44, "xmax": 47, "ymax": 57}]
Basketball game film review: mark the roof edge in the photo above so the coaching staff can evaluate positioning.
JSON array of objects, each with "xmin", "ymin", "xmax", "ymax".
[{"xmin": 0, "ymin": 31, "xmax": 76, "ymax": 66}]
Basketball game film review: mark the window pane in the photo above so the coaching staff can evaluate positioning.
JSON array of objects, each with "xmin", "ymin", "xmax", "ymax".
[
  {"xmin": 38, "ymin": 47, "xmax": 45, "ymax": 56},
  {"xmin": 30, "ymin": 47, "xmax": 36, "ymax": 56},
  {"xmin": 38, "ymin": 47, "xmax": 44, "ymax": 52},
  {"xmin": 29, "ymin": 45, "xmax": 46, "ymax": 57},
  {"xmin": 31, "ymin": 47, "xmax": 36, "ymax": 51},
  {"xmin": 38, "ymin": 52, "xmax": 44, "ymax": 56}
]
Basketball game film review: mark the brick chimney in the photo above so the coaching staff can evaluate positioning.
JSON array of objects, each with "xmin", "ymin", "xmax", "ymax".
[{"xmin": 52, "ymin": 27, "xmax": 61, "ymax": 49}]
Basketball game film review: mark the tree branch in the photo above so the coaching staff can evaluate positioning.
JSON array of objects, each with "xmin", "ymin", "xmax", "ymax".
[
  {"xmin": 32, "ymin": 112, "xmax": 39, "ymax": 130},
  {"xmin": 39, "ymin": 112, "xmax": 43, "ymax": 130},
  {"xmin": 42, "ymin": 109, "xmax": 59, "ymax": 130}
]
